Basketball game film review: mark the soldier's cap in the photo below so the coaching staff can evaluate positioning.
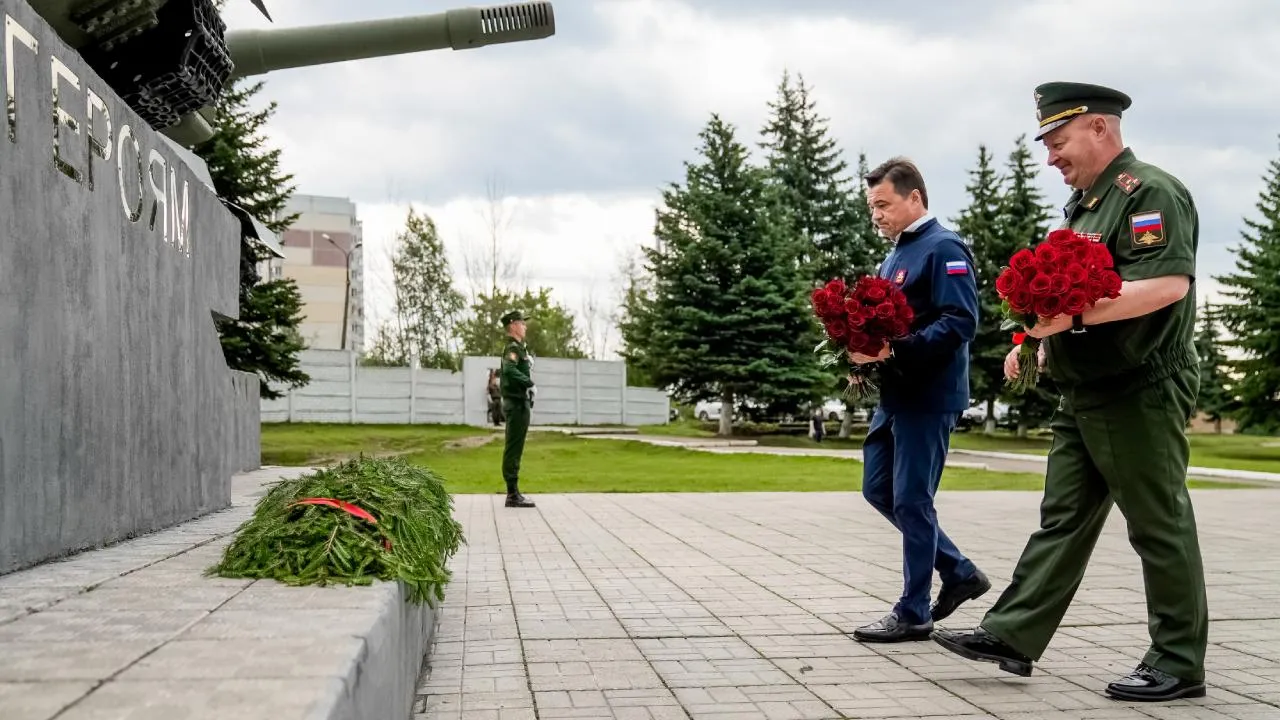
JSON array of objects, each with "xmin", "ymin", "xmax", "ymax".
[
  {"xmin": 1034, "ymin": 81, "xmax": 1132, "ymax": 140},
  {"xmin": 500, "ymin": 309, "xmax": 528, "ymax": 326}
]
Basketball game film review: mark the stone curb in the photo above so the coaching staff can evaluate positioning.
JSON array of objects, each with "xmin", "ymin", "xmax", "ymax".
[
  {"xmin": 950, "ymin": 448, "xmax": 1280, "ymax": 484},
  {"xmin": 0, "ymin": 468, "xmax": 439, "ymax": 720}
]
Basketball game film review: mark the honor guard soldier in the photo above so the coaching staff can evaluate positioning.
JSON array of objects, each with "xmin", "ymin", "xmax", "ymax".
[
  {"xmin": 932, "ymin": 82, "xmax": 1209, "ymax": 703},
  {"xmin": 499, "ymin": 309, "xmax": 536, "ymax": 508}
]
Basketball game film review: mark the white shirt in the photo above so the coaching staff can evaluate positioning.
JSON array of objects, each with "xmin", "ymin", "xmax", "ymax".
[{"xmin": 889, "ymin": 213, "xmax": 933, "ymax": 243}]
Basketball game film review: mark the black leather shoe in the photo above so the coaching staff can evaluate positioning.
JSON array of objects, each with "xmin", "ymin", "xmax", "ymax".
[
  {"xmin": 852, "ymin": 612, "xmax": 933, "ymax": 643},
  {"xmin": 505, "ymin": 493, "xmax": 536, "ymax": 508},
  {"xmin": 931, "ymin": 627, "xmax": 1034, "ymax": 676},
  {"xmin": 1104, "ymin": 663, "xmax": 1206, "ymax": 702},
  {"xmin": 931, "ymin": 569, "xmax": 991, "ymax": 622}
]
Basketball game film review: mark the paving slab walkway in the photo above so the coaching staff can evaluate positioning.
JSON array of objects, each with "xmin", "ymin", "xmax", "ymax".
[{"xmin": 417, "ymin": 489, "xmax": 1280, "ymax": 719}]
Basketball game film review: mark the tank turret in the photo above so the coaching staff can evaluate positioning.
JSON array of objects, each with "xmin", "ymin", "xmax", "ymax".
[{"xmin": 25, "ymin": 0, "xmax": 556, "ymax": 147}]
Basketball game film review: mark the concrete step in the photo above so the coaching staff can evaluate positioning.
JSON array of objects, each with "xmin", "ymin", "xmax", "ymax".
[{"xmin": 0, "ymin": 468, "xmax": 439, "ymax": 720}]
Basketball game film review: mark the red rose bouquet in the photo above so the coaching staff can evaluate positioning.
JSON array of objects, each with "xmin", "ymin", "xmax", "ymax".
[
  {"xmin": 811, "ymin": 276, "xmax": 915, "ymax": 401},
  {"xmin": 995, "ymin": 228, "xmax": 1123, "ymax": 392}
]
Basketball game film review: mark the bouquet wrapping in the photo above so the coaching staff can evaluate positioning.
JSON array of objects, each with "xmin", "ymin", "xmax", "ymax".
[
  {"xmin": 811, "ymin": 276, "xmax": 914, "ymax": 401},
  {"xmin": 995, "ymin": 228, "xmax": 1123, "ymax": 392}
]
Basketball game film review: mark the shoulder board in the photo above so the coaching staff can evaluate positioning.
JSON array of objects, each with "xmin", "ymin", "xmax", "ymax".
[{"xmin": 1114, "ymin": 171, "xmax": 1142, "ymax": 195}]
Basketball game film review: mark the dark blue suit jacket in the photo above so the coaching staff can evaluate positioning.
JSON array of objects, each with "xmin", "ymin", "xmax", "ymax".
[{"xmin": 876, "ymin": 218, "xmax": 979, "ymax": 414}]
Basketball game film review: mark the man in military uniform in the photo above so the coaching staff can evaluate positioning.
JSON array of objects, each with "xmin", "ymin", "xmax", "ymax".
[
  {"xmin": 931, "ymin": 82, "xmax": 1208, "ymax": 703},
  {"xmin": 499, "ymin": 310, "xmax": 536, "ymax": 508}
]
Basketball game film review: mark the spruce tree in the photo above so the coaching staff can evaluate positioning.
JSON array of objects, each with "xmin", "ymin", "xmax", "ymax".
[
  {"xmin": 1215, "ymin": 138, "xmax": 1280, "ymax": 433},
  {"xmin": 759, "ymin": 70, "xmax": 877, "ymax": 282},
  {"xmin": 643, "ymin": 114, "xmax": 826, "ymax": 435},
  {"xmin": 998, "ymin": 134, "xmax": 1058, "ymax": 435},
  {"xmin": 1193, "ymin": 302, "xmax": 1235, "ymax": 433},
  {"xmin": 759, "ymin": 72, "xmax": 880, "ymax": 423},
  {"xmin": 193, "ymin": 78, "xmax": 309, "ymax": 399},
  {"xmin": 953, "ymin": 144, "xmax": 1010, "ymax": 433}
]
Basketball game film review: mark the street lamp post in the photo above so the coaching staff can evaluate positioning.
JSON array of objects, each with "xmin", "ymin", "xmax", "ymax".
[{"xmin": 322, "ymin": 233, "xmax": 356, "ymax": 352}]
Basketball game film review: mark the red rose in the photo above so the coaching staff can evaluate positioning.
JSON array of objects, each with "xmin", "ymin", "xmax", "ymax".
[
  {"xmin": 1046, "ymin": 228, "xmax": 1074, "ymax": 245},
  {"xmin": 1012, "ymin": 331, "xmax": 1026, "ymax": 345},
  {"xmin": 1028, "ymin": 274, "xmax": 1052, "ymax": 295},
  {"xmin": 1102, "ymin": 271, "xmax": 1123, "ymax": 298},
  {"xmin": 875, "ymin": 302, "xmax": 896, "ymax": 319},
  {"xmin": 889, "ymin": 319, "xmax": 909, "ymax": 336},
  {"xmin": 1090, "ymin": 243, "xmax": 1115, "ymax": 269},
  {"xmin": 847, "ymin": 331, "xmax": 872, "ymax": 352},
  {"xmin": 1010, "ymin": 248, "xmax": 1036, "ymax": 272},
  {"xmin": 1009, "ymin": 288, "xmax": 1034, "ymax": 312},
  {"xmin": 995, "ymin": 268, "xmax": 1023, "ymax": 296},
  {"xmin": 863, "ymin": 284, "xmax": 887, "ymax": 302},
  {"xmin": 825, "ymin": 318, "xmax": 848, "ymax": 339},
  {"xmin": 1063, "ymin": 288, "xmax": 1089, "ymax": 315},
  {"xmin": 844, "ymin": 298, "xmax": 863, "ymax": 316},
  {"xmin": 891, "ymin": 290, "xmax": 909, "ymax": 306},
  {"xmin": 811, "ymin": 288, "xmax": 829, "ymax": 308},
  {"xmin": 1049, "ymin": 273, "xmax": 1071, "ymax": 296},
  {"xmin": 848, "ymin": 312, "xmax": 867, "ymax": 329},
  {"xmin": 1065, "ymin": 263, "xmax": 1089, "ymax": 285},
  {"xmin": 896, "ymin": 304, "xmax": 914, "ymax": 323},
  {"xmin": 1035, "ymin": 294, "xmax": 1064, "ymax": 317},
  {"xmin": 1034, "ymin": 244, "xmax": 1060, "ymax": 264},
  {"xmin": 1071, "ymin": 242, "xmax": 1092, "ymax": 263}
]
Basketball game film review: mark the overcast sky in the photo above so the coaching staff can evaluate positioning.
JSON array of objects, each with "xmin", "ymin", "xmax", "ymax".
[{"xmin": 222, "ymin": 0, "xmax": 1280, "ymax": 357}]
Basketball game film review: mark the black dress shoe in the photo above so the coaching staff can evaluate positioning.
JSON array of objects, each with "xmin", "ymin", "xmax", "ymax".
[
  {"xmin": 505, "ymin": 493, "xmax": 536, "ymax": 508},
  {"xmin": 930, "ymin": 626, "xmax": 1034, "ymax": 676},
  {"xmin": 1104, "ymin": 663, "xmax": 1206, "ymax": 702},
  {"xmin": 853, "ymin": 612, "xmax": 933, "ymax": 643},
  {"xmin": 931, "ymin": 569, "xmax": 991, "ymax": 622}
]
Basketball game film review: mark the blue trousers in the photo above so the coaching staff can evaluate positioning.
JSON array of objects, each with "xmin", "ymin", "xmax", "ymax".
[{"xmin": 862, "ymin": 407, "xmax": 977, "ymax": 624}]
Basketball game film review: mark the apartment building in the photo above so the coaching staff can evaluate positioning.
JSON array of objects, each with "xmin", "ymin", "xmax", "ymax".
[{"xmin": 274, "ymin": 194, "xmax": 365, "ymax": 352}]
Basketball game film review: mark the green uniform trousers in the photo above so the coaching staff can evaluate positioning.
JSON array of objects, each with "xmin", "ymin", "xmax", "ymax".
[
  {"xmin": 502, "ymin": 398, "xmax": 531, "ymax": 492},
  {"xmin": 981, "ymin": 365, "xmax": 1208, "ymax": 682}
]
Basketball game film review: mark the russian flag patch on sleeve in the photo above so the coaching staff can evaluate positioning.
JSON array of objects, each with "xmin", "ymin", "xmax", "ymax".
[{"xmin": 945, "ymin": 260, "xmax": 968, "ymax": 275}]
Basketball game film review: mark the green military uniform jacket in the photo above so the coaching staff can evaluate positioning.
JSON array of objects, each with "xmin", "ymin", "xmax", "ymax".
[
  {"xmin": 499, "ymin": 337, "xmax": 535, "ymax": 402},
  {"xmin": 1043, "ymin": 147, "xmax": 1199, "ymax": 406}
]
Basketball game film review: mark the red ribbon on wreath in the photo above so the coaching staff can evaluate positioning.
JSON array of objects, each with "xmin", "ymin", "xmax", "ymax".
[{"xmin": 289, "ymin": 498, "xmax": 392, "ymax": 551}]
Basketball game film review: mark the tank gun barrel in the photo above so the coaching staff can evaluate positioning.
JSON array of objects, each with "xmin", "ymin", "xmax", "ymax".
[{"xmin": 226, "ymin": 2, "xmax": 555, "ymax": 79}]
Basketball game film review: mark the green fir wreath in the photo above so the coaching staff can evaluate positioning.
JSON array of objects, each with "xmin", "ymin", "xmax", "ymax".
[{"xmin": 208, "ymin": 456, "xmax": 466, "ymax": 605}]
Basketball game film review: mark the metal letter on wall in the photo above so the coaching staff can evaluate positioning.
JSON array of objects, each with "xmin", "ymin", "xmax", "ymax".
[
  {"xmin": 50, "ymin": 54, "xmax": 81, "ymax": 182},
  {"xmin": 4, "ymin": 14, "xmax": 37, "ymax": 143},
  {"xmin": 116, "ymin": 124, "xmax": 142, "ymax": 222},
  {"xmin": 85, "ymin": 88, "xmax": 111, "ymax": 191}
]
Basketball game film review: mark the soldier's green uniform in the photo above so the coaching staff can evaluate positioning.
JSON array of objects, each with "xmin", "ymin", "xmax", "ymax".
[
  {"xmin": 932, "ymin": 82, "xmax": 1207, "ymax": 702},
  {"xmin": 499, "ymin": 309, "xmax": 536, "ymax": 508}
]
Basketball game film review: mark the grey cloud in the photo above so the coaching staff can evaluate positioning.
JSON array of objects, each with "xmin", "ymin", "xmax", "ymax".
[{"xmin": 226, "ymin": 0, "xmax": 1280, "ymax": 290}]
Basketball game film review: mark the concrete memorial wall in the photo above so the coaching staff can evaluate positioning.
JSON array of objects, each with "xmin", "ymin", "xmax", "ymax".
[{"xmin": 0, "ymin": 0, "xmax": 246, "ymax": 573}]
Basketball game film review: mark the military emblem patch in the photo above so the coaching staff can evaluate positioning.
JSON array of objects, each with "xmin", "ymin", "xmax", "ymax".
[
  {"xmin": 507, "ymin": 352, "xmax": 518, "ymax": 361},
  {"xmin": 1130, "ymin": 211, "xmax": 1166, "ymax": 248},
  {"xmin": 893, "ymin": 269, "xmax": 907, "ymax": 284},
  {"xmin": 1114, "ymin": 172, "xmax": 1142, "ymax": 195}
]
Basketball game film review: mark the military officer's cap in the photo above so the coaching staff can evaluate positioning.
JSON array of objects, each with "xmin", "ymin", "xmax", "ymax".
[
  {"xmin": 1033, "ymin": 81, "xmax": 1132, "ymax": 139},
  {"xmin": 500, "ymin": 309, "xmax": 528, "ymax": 326}
]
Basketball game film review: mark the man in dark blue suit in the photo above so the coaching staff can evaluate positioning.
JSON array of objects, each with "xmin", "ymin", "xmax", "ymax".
[{"xmin": 849, "ymin": 157, "xmax": 991, "ymax": 643}]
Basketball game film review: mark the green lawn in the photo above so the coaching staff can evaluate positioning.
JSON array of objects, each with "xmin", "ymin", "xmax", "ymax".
[{"xmin": 260, "ymin": 423, "xmax": 1250, "ymax": 493}]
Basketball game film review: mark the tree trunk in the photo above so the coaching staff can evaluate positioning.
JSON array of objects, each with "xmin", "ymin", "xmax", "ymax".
[
  {"xmin": 839, "ymin": 407, "xmax": 853, "ymax": 438},
  {"xmin": 1017, "ymin": 419, "xmax": 1028, "ymax": 438},
  {"xmin": 1214, "ymin": 417, "xmax": 1222, "ymax": 434},
  {"xmin": 719, "ymin": 390, "xmax": 733, "ymax": 437},
  {"xmin": 983, "ymin": 397, "xmax": 996, "ymax": 435}
]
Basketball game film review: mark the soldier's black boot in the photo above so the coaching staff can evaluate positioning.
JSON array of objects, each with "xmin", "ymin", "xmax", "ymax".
[
  {"xmin": 1104, "ymin": 664, "xmax": 1206, "ymax": 702},
  {"xmin": 504, "ymin": 480, "xmax": 535, "ymax": 508}
]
